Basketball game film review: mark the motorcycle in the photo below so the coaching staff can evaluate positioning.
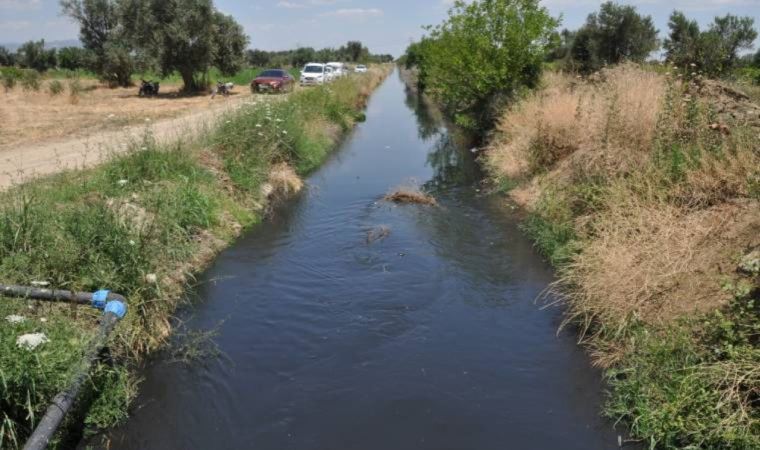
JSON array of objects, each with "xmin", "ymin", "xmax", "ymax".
[
  {"xmin": 139, "ymin": 80, "xmax": 160, "ymax": 97},
  {"xmin": 212, "ymin": 81, "xmax": 234, "ymax": 98}
]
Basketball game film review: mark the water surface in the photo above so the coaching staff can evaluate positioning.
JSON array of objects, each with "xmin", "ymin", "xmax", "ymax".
[{"xmin": 106, "ymin": 70, "xmax": 621, "ymax": 450}]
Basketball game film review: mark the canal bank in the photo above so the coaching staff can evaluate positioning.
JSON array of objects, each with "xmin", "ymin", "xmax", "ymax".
[
  {"xmin": 99, "ymin": 69, "xmax": 623, "ymax": 449},
  {"xmin": 0, "ymin": 67, "xmax": 391, "ymax": 448}
]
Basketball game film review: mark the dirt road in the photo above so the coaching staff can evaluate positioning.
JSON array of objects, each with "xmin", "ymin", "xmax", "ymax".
[{"xmin": 0, "ymin": 94, "xmax": 255, "ymax": 190}]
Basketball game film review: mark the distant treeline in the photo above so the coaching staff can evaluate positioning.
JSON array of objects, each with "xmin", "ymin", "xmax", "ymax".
[
  {"xmin": 246, "ymin": 42, "xmax": 394, "ymax": 68},
  {"xmin": 0, "ymin": 0, "xmax": 392, "ymax": 92}
]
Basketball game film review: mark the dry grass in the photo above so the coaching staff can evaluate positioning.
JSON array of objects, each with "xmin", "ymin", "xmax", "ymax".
[
  {"xmin": 264, "ymin": 162, "xmax": 304, "ymax": 199},
  {"xmin": 560, "ymin": 195, "xmax": 759, "ymax": 332},
  {"xmin": 384, "ymin": 184, "xmax": 437, "ymax": 205},
  {"xmin": 487, "ymin": 64, "xmax": 665, "ymax": 188},
  {"xmin": 0, "ymin": 79, "xmax": 253, "ymax": 151},
  {"xmin": 486, "ymin": 63, "xmax": 760, "ymax": 329}
]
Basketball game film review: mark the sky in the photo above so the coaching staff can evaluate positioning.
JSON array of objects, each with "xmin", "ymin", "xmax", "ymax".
[{"xmin": 1, "ymin": 0, "xmax": 759, "ymax": 56}]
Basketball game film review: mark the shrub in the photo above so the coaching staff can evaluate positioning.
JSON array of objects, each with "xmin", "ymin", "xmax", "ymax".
[
  {"xmin": 19, "ymin": 69, "xmax": 41, "ymax": 92},
  {"xmin": 405, "ymin": 0, "xmax": 558, "ymax": 130},
  {"xmin": 48, "ymin": 80, "xmax": 64, "ymax": 96},
  {"xmin": 1, "ymin": 67, "xmax": 21, "ymax": 92}
]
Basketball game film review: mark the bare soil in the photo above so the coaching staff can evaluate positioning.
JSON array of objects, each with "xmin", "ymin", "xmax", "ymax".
[{"xmin": 0, "ymin": 80, "xmax": 286, "ymax": 189}]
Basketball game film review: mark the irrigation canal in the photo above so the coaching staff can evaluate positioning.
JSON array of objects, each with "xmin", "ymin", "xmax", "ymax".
[{"xmin": 100, "ymin": 69, "xmax": 622, "ymax": 449}]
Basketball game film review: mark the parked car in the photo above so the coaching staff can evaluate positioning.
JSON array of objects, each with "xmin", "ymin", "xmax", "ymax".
[
  {"xmin": 354, "ymin": 65, "xmax": 368, "ymax": 73},
  {"xmin": 251, "ymin": 69, "xmax": 295, "ymax": 93},
  {"xmin": 327, "ymin": 62, "xmax": 346, "ymax": 78},
  {"xmin": 300, "ymin": 63, "xmax": 327, "ymax": 86},
  {"xmin": 324, "ymin": 65, "xmax": 336, "ymax": 82}
]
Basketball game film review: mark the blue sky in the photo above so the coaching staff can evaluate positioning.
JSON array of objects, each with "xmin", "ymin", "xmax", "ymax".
[{"xmin": 1, "ymin": 0, "xmax": 759, "ymax": 56}]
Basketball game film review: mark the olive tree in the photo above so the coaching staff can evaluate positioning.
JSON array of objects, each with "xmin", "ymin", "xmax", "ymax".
[
  {"xmin": 665, "ymin": 11, "xmax": 757, "ymax": 76},
  {"xmin": 417, "ymin": 0, "xmax": 558, "ymax": 129},
  {"xmin": 61, "ymin": 0, "xmax": 135, "ymax": 86},
  {"xmin": 120, "ymin": 0, "xmax": 248, "ymax": 91},
  {"xmin": 569, "ymin": 2, "xmax": 658, "ymax": 72}
]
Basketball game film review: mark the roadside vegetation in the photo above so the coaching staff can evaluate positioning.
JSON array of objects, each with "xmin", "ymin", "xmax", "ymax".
[
  {"xmin": 404, "ymin": 1, "xmax": 759, "ymax": 448},
  {"xmin": 0, "ymin": 66, "xmax": 391, "ymax": 449}
]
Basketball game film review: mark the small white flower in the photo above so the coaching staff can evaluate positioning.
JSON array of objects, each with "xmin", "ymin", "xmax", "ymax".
[
  {"xmin": 31, "ymin": 280, "xmax": 49, "ymax": 287},
  {"xmin": 129, "ymin": 240, "xmax": 136, "ymax": 246},
  {"xmin": 145, "ymin": 118, "xmax": 151, "ymax": 122},
  {"xmin": 141, "ymin": 146, "xmax": 147, "ymax": 151},
  {"xmin": 145, "ymin": 273, "xmax": 158, "ymax": 284},
  {"xmin": 282, "ymin": 130, "xmax": 288, "ymax": 135},
  {"xmin": 275, "ymin": 118, "xmax": 283, "ymax": 123},
  {"xmin": 5, "ymin": 315, "xmax": 26, "ymax": 324},
  {"xmin": 225, "ymin": 120, "xmax": 231, "ymax": 124},
  {"xmin": 117, "ymin": 179, "xmax": 128, "ymax": 186},
  {"xmin": 107, "ymin": 113, "xmax": 115, "ymax": 119},
  {"xmin": 40, "ymin": 318, "xmax": 47, "ymax": 323},
  {"xmin": 17, "ymin": 333, "xmax": 49, "ymax": 350},
  {"xmin": 256, "ymin": 124, "xmax": 262, "ymax": 128},
  {"xmin": 258, "ymin": 132, "xmax": 264, "ymax": 137}
]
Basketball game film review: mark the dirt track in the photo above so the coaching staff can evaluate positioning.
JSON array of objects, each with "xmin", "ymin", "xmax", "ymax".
[{"xmin": 0, "ymin": 94, "xmax": 254, "ymax": 190}]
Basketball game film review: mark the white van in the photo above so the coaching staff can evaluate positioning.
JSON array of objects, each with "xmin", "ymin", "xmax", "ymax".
[
  {"xmin": 300, "ymin": 63, "xmax": 326, "ymax": 85},
  {"xmin": 326, "ymin": 62, "xmax": 346, "ymax": 78}
]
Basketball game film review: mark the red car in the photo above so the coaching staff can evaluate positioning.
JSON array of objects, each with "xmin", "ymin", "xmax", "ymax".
[{"xmin": 251, "ymin": 69, "xmax": 295, "ymax": 93}]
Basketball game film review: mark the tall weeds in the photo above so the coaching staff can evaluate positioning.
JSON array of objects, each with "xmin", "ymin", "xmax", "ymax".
[{"xmin": 486, "ymin": 64, "xmax": 760, "ymax": 448}]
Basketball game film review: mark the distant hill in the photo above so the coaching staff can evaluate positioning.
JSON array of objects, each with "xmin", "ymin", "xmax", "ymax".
[{"xmin": 0, "ymin": 39, "xmax": 81, "ymax": 52}]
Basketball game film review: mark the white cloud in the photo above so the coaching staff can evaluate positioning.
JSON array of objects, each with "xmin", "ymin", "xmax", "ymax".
[
  {"xmin": 0, "ymin": 0, "xmax": 40, "ymax": 10},
  {"xmin": 0, "ymin": 20, "xmax": 31, "ymax": 31},
  {"xmin": 277, "ymin": 1, "xmax": 306, "ymax": 8},
  {"xmin": 320, "ymin": 8, "xmax": 384, "ymax": 18}
]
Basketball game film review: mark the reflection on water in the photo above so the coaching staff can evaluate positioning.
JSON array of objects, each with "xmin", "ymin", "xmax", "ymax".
[{"xmin": 99, "ymin": 69, "xmax": 621, "ymax": 450}]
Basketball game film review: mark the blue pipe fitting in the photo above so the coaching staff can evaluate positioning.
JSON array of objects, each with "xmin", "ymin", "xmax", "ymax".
[
  {"xmin": 91, "ymin": 290, "xmax": 110, "ymax": 310},
  {"xmin": 104, "ymin": 300, "xmax": 127, "ymax": 319}
]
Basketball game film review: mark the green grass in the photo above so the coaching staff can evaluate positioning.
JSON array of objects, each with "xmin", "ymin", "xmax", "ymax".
[{"xmin": 0, "ymin": 66, "xmax": 388, "ymax": 448}]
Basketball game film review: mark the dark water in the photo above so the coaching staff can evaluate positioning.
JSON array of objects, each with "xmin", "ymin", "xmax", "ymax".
[{"xmin": 105, "ymin": 70, "xmax": 621, "ymax": 449}]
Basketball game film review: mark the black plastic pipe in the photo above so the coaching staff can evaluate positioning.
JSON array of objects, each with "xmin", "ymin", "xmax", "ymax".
[
  {"xmin": 0, "ymin": 284, "xmax": 126, "ymax": 306},
  {"xmin": 0, "ymin": 284, "xmax": 127, "ymax": 450}
]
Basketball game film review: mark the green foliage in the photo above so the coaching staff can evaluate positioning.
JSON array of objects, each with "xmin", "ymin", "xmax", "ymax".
[
  {"xmin": 605, "ymin": 291, "xmax": 759, "ymax": 449},
  {"xmin": 568, "ymin": 2, "xmax": 659, "ymax": 73},
  {"xmin": 1, "ymin": 67, "xmax": 21, "ymax": 91},
  {"xmin": 665, "ymin": 11, "xmax": 758, "ymax": 76},
  {"xmin": 522, "ymin": 188, "xmax": 580, "ymax": 266},
  {"xmin": 48, "ymin": 80, "xmax": 65, "ymax": 96},
  {"xmin": 119, "ymin": 0, "xmax": 249, "ymax": 92},
  {"xmin": 56, "ymin": 46, "xmax": 96, "ymax": 71},
  {"xmin": 19, "ymin": 69, "xmax": 42, "ymax": 92},
  {"xmin": 16, "ymin": 40, "xmax": 57, "ymax": 72},
  {"xmin": 0, "ymin": 46, "xmax": 15, "ymax": 67},
  {"xmin": 61, "ymin": 0, "xmax": 133, "ymax": 87},
  {"xmin": 406, "ymin": 0, "xmax": 558, "ymax": 130}
]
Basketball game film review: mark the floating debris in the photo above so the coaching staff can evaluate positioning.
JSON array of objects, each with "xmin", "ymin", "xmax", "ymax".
[
  {"xmin": 366, "ymin": 225, "xmax": 391, "ymax": 244},
  {"xmin": 384, "ymin": 185, "xmax": 437, "ymax": 206}
]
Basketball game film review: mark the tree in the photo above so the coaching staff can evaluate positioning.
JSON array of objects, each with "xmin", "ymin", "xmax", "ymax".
[
  {"xmin": 345, "ymin": 41, "xmax": 364, "ymax": 62},
  {"xmin": 0, "ymin": 46, "xmax": 15, "ymax": 66},
  {"xmin": 291, "ymin": 47, "xmax": 316, "ymax": 67},
  {"xmin": 61, "ymin": 0, "xmax": 135, "ymax": 86},
  {"xmin": 120, "ymin": 0, "xmax": 248, "ymax": 91},
  {"xmin": 212, "ymin": 11, "xmax": 248, "ymax": 76},
  {"xmin": 416, "ymin": 0, "xmax": 558, "ymax": 129},
  {"xmin": 247, "ymin": 49, "xmax": 271, "ymax": 67},
  {"xmin": 57, "ymin": 46, "xmax": 96, "ymax": 70},
  {"xmin": 570, "ymin": 2, "xmax": 658, "ymax": 72},
  {"xmin": 754, "ymin": 49, "xmax": 760, "ymax": 68},
  {"xmin": 17, "ymin": 40, "xmax": 57, "ymax": 71},
  {"xmin": 664, "ymin": 11, "xmax": 700, "ymax": 69},
  {"xmin": 664, "ymin": 11, "xmax": 757, "ymax": 76},
  {"xmin": 706, "ymin": 14, "xmax": 757, "ymax": 73}
]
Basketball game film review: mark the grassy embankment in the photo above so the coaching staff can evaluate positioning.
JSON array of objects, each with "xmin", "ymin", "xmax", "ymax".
[
  {"xmin": 0, "ymin": 66, "xmax": 391, "ymax": 448},
  {"xmin": 484, "ymin": 64, "xmax": 759, "ymax": 449}
]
